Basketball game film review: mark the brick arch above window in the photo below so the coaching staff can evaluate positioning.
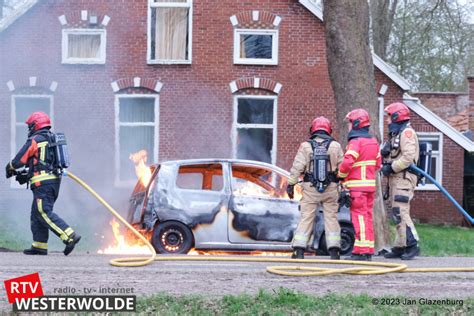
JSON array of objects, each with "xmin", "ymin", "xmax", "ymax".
[
  {"xmin": 230, "ymin": 11, "xmax": 282, "ymax": 28},
  {"xmin": 229, "ymin": 77, "xmax": 282, "ymax": 94},
  {"xmin": 111, "ymin": 77, "xmax": 163, "ymax": 93},
  {"xmin": 58, "ymin": 10, "xmax": 111, "ymax": 27},
  {"xmin": 6, "ymin": 77, "xmax": 58, "ymax": 93}
]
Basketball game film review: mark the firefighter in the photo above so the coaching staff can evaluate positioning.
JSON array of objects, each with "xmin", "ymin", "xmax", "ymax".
[
  {"xmin": 286, "ymin": 116, "xmax": 344, "ymax": 260},
  {"xmin": 337, "ymin": 109, "xmax": 381, "ymax": 261},
  {"xmin": 381, "ymin": 102, "xmax": 420, "ymax": 260},
  {"xmin": 5, "ymin": 112, "xmax": 80, "ymax": 256}
]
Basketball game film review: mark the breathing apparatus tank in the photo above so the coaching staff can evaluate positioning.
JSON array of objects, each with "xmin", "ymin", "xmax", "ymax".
[
  {"xmin": 309, "ymin": 139, "xmax": 331, "ymax": 193},
  {"xmin": 49, "ymin": 132, "xmax": 70, "ymax": 171}
]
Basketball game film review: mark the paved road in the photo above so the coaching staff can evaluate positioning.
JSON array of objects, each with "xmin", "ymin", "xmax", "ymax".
[{"xmin": 1, "ymin": 253, "xmax": 473, "ymax": 311}]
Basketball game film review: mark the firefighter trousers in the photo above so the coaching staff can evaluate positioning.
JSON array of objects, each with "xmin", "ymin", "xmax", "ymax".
[
  {"xmin": 349, "ymin": 191, "xmax": 375, "ymax": 255},
  {"xmin": 389, "ymin": 176, "xmax": 419, "ymax": 248},
  {"xmin": 291, "ymin": 183, "xmax": 340, "ymax": 250},
  {"xmin": 30, "ymin": 182, "xmax": 75, "ymax": 250}
]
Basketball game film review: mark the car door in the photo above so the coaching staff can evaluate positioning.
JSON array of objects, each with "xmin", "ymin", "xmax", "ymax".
[{"xmin": 227, "ymin": 162, "xmax": 300, "ymax": 244}]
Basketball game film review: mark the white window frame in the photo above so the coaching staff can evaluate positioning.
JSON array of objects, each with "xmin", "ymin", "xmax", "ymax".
[
  {"xmin": 114, "ymin": 94, "xmax": 160, "ymax": 187},
  {"xmin": 147, "ymin": 0, "xmax": 193, "ymax": 64},
  {"xmin": 233, "ymin": 29, "xmax": 279, "ymax": 65},
  {"xmin": 10, "ymin": 94, "xmax": 54, "ymax": 189},
  {"xmin": 416, "ymin": 132, "xmax": 443, "ymax": 191},
  {"xmin": 232, "ymin": 95, "xmax": 278, "ymax": 165},
  {"xmin": 62, "ymin": 28, "xmax": 107, "ymax": 64}
]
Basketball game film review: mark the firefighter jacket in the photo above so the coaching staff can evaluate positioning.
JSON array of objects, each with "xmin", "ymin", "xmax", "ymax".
[
  {"xmin": 388, "ymin": 124, "xmax": 419, "ymax": 187},
  {"xmin": 338, "ymin": 134, "xmax": 381, "ymax": 192},
  {"xmin": 288, "ymin": 135, "xmax": 344, "ymax": 186},
  {"xmin": 11, "ymin": 129, "xmax": 59, "ymax": 187}
]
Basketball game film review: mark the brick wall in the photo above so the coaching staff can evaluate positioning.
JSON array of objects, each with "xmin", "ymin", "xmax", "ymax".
[
  {"xmin": 469, "ymin": 77, "xmax": 474, "ymax": 132},
  {"xmin": 0, "ymin": 0, "xmax": 467, "ymax": 225},
  {"xmin": 408, "ymin": 113, "xmax": 465, "ymax": 224},
  {"xmin": 413, "ymin": 92, "xmax": 469, "ymax": 121}
]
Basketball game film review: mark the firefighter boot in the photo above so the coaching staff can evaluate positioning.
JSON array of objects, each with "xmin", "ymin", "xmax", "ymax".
[
  {"xmin": 346, "ymin": 254, "xmax": 372, "ymax": 261},
  {"xmin": 328, "ymin": 247, "xmax": 340, "ymax": 260},
  {"xmin": 291, "ymin": 247, "xmax": 305, "ymax": 259},
  {"xmin": 401, "ymin": 245, "xmax": 420, "ymax": 260},
  {"xmin": 23, "ymin": 247, "xmax": 47, "ymax": 255},
  {"xmin": 384, "ymin": 247, "xmax": 405, "ymax": 259},
  {"xmin": 64, "ymin": 233, "xmax": 81, "ymax": 256}
]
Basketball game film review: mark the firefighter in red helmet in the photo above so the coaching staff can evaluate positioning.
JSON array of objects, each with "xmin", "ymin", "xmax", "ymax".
[
  {"xmin": 381, "ymin": 102, "xmax": 420, "ymax": 260},
  {"xmin": 337, "ymin": 109, "xmax": 381, "ymax": 261},
  {"xmin": 286, "ymin": 116, "xmax": 344, "ymax": 259},
  {"xmin": 5, "ymin": 112, "xmax": 80, "ymax": 256}
]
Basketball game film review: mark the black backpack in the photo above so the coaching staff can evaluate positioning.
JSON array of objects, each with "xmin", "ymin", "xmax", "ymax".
[{"xmin": 308, "ymin": 139, "xmax": 333, "ymax": 193}]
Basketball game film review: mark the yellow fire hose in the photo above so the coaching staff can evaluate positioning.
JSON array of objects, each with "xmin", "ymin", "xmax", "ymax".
[{"xmin": 66, "ymin": 171, "xmax": 474, "ymax": 276}]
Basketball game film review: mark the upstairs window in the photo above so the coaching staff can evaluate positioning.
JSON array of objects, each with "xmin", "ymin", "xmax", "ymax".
[
  {"xmin": 148, "ymin": 0, "xmax": 192, "ymax": 64},
  {"xmin": 234, "ymin": 29, "xmax": 278, "ymax": 65},
  {"xmin": 62, "ymin": 29, "xmax": 106, "ymax": 64}
]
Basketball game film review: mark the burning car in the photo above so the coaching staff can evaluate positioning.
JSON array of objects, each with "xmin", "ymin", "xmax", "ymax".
[{"xmin": 127, "ymin": 159, "xmax": 355, "ymax": 255}]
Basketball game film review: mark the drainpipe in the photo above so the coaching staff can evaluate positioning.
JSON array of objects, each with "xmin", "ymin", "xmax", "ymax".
[{"xmin": 378, "ymin": 84, "xmax": 388, "ymax": 138}]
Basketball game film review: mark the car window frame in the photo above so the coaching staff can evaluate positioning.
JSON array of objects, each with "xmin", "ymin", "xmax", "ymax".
[
  {"xmin": 230, "ymin": 162, "xmax": 291, "ymax": 201},
  {"xmin": 174, "ymin": 162, "xmax": 226, "ymax": 194}
]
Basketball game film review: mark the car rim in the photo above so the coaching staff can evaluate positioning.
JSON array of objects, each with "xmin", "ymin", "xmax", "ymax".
[
  {"xmin": 161, "ymin": 228, "xmax": 184, "ymax": 252},
  {"xmin": 340, "ymin": 231, "xmax": 352, "ymax": 253}
]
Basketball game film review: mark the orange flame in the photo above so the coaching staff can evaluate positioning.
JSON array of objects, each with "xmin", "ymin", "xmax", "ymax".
[
  {"xmin": 98, "ymin": 219, "xmax": 151, "ymax": 255},
  {"xmin": 233, "ymin": 178, "xmax": 302, "ymax": 200},
  {"xmin": 129, "ymin": 150, "xmax": 152, "ymax": 187}
]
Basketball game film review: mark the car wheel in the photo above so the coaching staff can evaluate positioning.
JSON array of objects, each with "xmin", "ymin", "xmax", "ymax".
[
  {"xmin": 340, "ymin": 225, "xmax": 355, "ymax": 256},
  {"xmin": 152, "ymin": 221, "xmax": 194, "ymax": 254},
  {"xmin": 317, "ymin": 225, "xmax": 355, "ymax": 256}
]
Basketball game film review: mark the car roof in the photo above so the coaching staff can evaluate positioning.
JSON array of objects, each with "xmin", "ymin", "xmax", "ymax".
[{"xmin": 152, "ymin": 159, "xmax": 290, "ymax": 176}]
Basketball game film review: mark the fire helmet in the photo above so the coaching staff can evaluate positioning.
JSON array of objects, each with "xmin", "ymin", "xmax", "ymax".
[
  {"xmin": 310, "ymin": 116, "xmax": 332, "ymax": 134},
  {"xmin": 25, "ymin": 112, "xmax": 51, "ymax": 134},
  {"xmin": 384, "ymin": 102, "xmax": 410, "ymax": 122},
  {"xmin": 345, "ymin": 109, "xmax": 370, "ymax": 129}
]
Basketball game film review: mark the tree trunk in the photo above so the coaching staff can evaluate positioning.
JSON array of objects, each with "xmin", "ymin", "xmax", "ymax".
[
  {"xmin": 323, "ymin": 0, "xmax": 392, "ymax": 253},
  {"xmin": 370, "ymin": 0, "xmax": 398, "ymax": 60}
]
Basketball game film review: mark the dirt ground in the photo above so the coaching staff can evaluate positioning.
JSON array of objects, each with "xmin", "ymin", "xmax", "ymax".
[{"xmin": 1, "ymin": 252, "xmax": 473, "ymax": 311}]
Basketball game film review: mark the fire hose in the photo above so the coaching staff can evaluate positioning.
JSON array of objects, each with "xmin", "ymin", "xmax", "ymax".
[
  {"xmin": 409, "ymin": 164, "xmax": 474, "ymax": 224},
  {"xmin": 64, "ymin": 171, "xmax": 474, "ymax": 276}
]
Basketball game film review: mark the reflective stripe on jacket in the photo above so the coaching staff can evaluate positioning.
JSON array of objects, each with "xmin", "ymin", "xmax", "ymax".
[
  {"xmin": 12, "ymin": 129, "xmax": 59, "ymax": 187},
  {"xmin": 337, "ymin": 137, "xmax": 381, "ymax": 192}
]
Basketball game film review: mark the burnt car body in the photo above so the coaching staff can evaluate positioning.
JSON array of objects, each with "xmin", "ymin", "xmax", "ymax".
[{"xmin": 127, "ymin": 159, "xmax": 355, "ymax": 255}]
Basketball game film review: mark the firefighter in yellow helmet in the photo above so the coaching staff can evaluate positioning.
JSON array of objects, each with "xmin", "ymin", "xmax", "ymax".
[
  {"xmin": 381, "ymin": 102, "xmax": 420, "ymax": 260},
  {"xmin": 286, "ymin": 117, "xmax": 344, "ymax": 260}
]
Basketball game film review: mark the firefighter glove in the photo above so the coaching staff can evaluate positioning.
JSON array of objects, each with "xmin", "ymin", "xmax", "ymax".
[
  {"xmin": 5, "ymin": 162, "xmax": 15, "ymax": 179},
  {"xmin": 380, "ymin": 141, "xmax": 391, "ymax": 158},
  {"xmin": 15, "ymin": 172, "xmax": 29, "ymax": 185},
  {"xmin": 381, "ymin": 163, "xmax": 394, "ymax": 176},
  {"xmin": 286, "ymin": 184, "xmax": 295, "ymax": 199},
  {"xmin": 338, "ymin": 190, "xmax": 351, "ymax": 208}
]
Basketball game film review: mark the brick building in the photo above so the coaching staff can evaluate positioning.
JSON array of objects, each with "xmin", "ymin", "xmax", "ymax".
[
  {"xmin": 1, "ymin": 0, "xmax": 473, "ymax": 225},
  {"xmin": 414, "ymin": 77, "xmax": 474, "ymax": 219}
]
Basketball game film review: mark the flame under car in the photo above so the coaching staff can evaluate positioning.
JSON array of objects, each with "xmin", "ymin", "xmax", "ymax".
[{"xmin": 127, "ymin": 159, "xmax": 355, "ymax": 255}]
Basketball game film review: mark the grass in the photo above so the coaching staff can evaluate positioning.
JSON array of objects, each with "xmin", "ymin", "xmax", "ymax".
[
  {"xmin": 416, "ymin": 223, "xmax": 474, "ymax": 256},
  {"xmin": 0, "ymin": 220, "xmax": 28, "ymax": 251},
  {"xmin": 137, "ymin": 288, "xmax": 473, "ymax": 315}
]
